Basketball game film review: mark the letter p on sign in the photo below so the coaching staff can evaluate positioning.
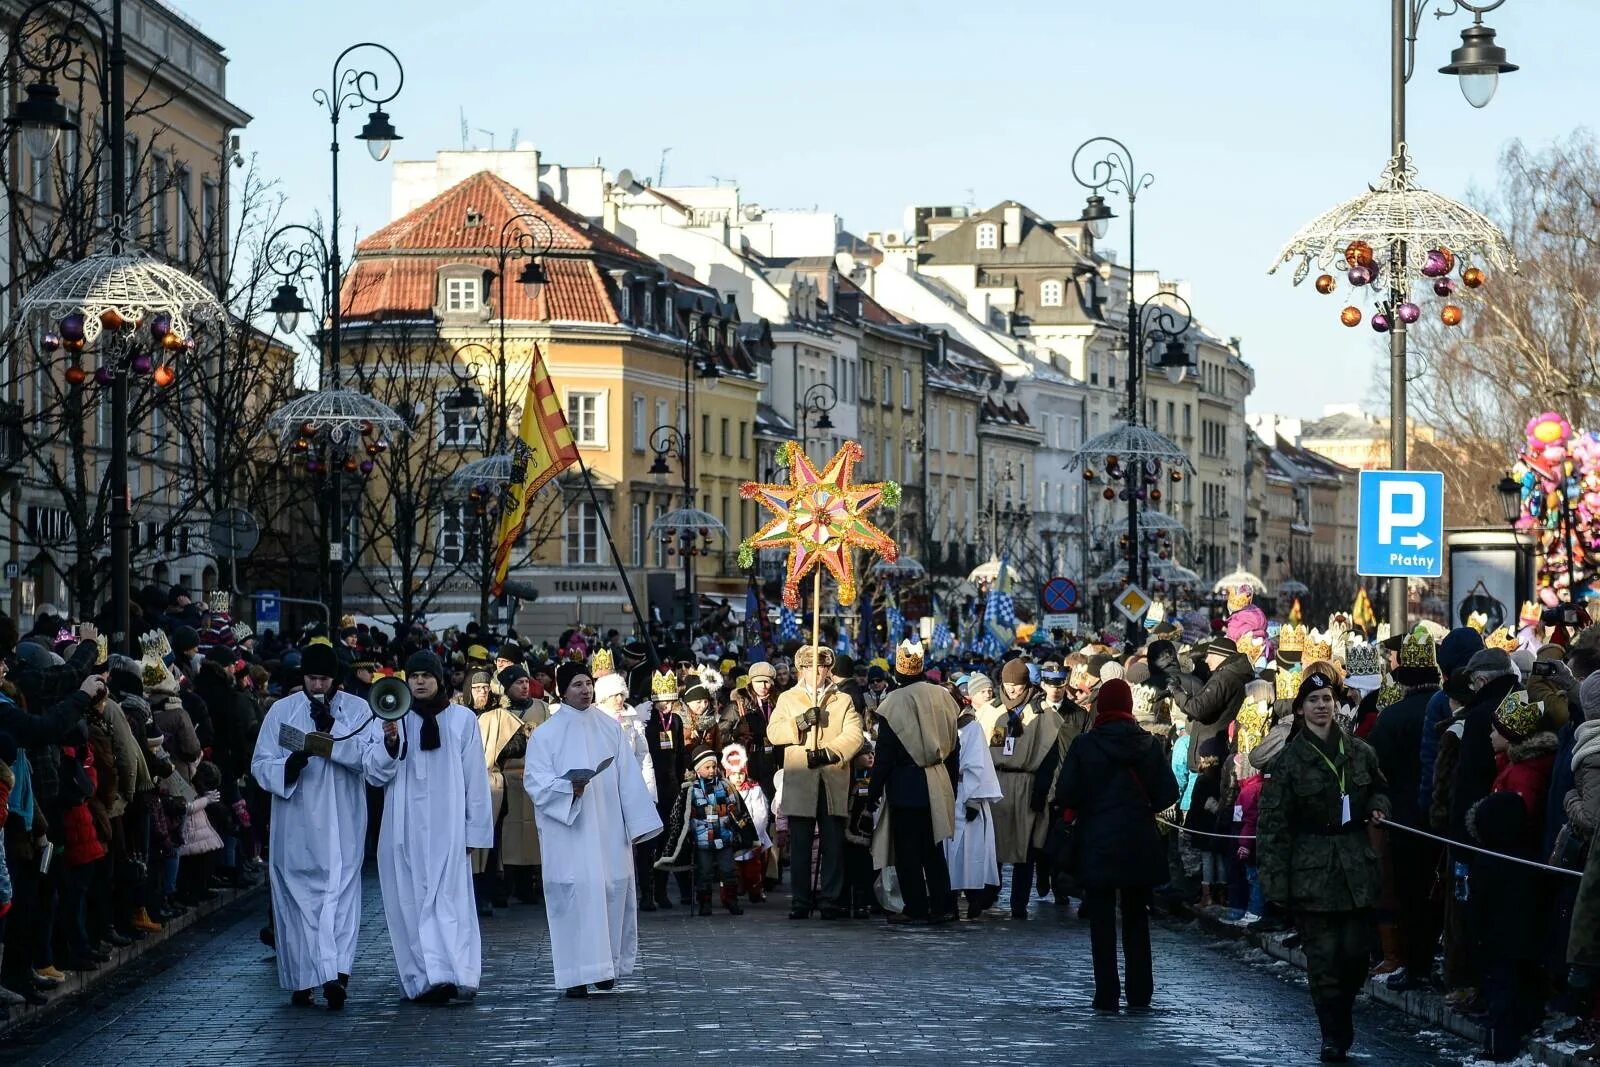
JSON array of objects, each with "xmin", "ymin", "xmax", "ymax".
[{"xmin": 1379, "ymin": 481, "xmax": 1425, "ymax": 544}]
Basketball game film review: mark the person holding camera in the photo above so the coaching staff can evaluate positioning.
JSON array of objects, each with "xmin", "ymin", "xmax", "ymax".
[
  {"xmin": 765, "ymin": 644, "xmax": 863, "ymax": 919},
  {"xmin": 249, "ymin": 642, "xmax": 390, "ymax": 1010}
]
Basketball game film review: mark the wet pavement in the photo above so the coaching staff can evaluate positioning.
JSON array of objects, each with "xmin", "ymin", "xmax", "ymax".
[{"xmin": 1, "ymin": 873, "xmax": 1475, "ymax": 1065}]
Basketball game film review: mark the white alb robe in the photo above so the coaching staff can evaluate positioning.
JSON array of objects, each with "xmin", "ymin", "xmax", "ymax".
[
  {"xmin": 250, "ymin": 690, "xmax": 388, "ymax": 991},
  {"xmin": 525, "ymin": 702, "xmax": 662, "ymax": 990},
  {"xmin": 367, "ymin": 703, "xmax": 494, "ymax": 999},
  {"xmin": 945, "ymin": 717, "xmax": 1004, "ymax": 890}
]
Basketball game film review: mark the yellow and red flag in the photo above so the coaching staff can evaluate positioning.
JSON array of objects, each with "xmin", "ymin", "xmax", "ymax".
[
  {"xmin": 490, "ymin": 344, "xmax": 579, "ymax": 594},
  {"xmin": 1352, "ymin": 586, "xmax": 1377, "ymax": 631}
]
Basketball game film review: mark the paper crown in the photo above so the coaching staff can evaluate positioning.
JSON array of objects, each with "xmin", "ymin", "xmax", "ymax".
[
  {"xmin": 1398, "ymin": 625, "xmax": 1439, "ymax": 670},
  {"xmin": 1235, "ymin": 698, "xmax": 1273, "ymax": 757},
  {"xmin": 139, "ymin": 629, "xmax": 172, "ymax": 660},
  {"xmin": 340, "ymin": 613, "xmax": 357, "ymax": 630},
  {"xmin": 895, "ymin": 638, "xmax": 924, "ymax": 676},
  {"xmin": 1277, "ymin": 625, "xmax": 1307, "ymax": 654},
  {"xmin": 1344, "ymin": 642, "xmax": 1382, "ymax": 678},
  {"xmin": 1376, "ymin": 678, "xmax": 1405, "ymax": 711},
  {"xmin": 1227, "ymin": 584, "xmax": 1254, "ymax": 612},
  {"xmin": 1275, "ymin": 665, "xmax": 1302, "ymax": 702},
  {"xmin": 1466, "ymin": 611, "xmax": 1489, "ymax": 633},
  {"xmin": 650, "ymin": 669, "xmax": 679, "ymax": 700},
  {"xmin": 1237, "ymin": 632, "xmax": 1264, "ymax": 665},
  {"xmin": 1305, "ymin": 629, "xmax": 1333, "ymax": 664},
  {"xmin": 466, "ymin": 644, "xmax": 490, "ymax": 663},
  {"xmin": 1484, "ymin": 626, "xmax": 1519, "ymax": 653},
  {"xmin": 1493, "ymin": 688, "xmax": 1546, "ymax": 741},
  {"xmin": 206, "ymin": 590, "xmax": 230, "ymax": 616},
  {"xmin": 231, "ymin": 622, "xmax": 253, "ymax": 642},
  {"xmin": 1519, "ymin": 601, "xmax": 1541, "ymax": 628},
  {"xmin": 590, "ymin": 647, "xmax": 614, "ymax": 675},
  {"xmin": 699, "ymin": 666, "xmax": 725, "ymax": 694},
  {"xmin": 1131, "ymin": 683, "xmax": 1161, "ymax": 722},
  {"xmin": 94, "ymin": 635, "xmax": 109, "ymax": 666}
]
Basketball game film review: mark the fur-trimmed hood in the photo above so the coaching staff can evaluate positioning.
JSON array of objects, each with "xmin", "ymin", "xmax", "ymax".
[{"xmin": 1507, "ymin": 729, "xmax": 1558, "ymax": 765}]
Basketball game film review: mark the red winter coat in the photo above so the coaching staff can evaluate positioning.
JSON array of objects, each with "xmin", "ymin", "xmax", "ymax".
[
  {"xmin": 1491, "ymin": 730, "xmax": 1558, "ymax": 827},
  {"xmin": 1237, "ymin": 772, "xmax": 1264, "ymax": 861},
  {"xmin": 60, "ymin": 746, "xmax": 108, "ymax": 867}
]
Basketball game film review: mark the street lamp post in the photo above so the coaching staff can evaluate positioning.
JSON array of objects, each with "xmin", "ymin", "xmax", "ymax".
[
  {"xmin": 649, "ymin": 426, "xmax": 695, "ymax": 627},
  {"xmin": 798, "ymin": 382, "xmax": 837, "ymax": 452},
  {"xmin": 484, "ymin": 213, "xmax": 554, "ymax": 456}
]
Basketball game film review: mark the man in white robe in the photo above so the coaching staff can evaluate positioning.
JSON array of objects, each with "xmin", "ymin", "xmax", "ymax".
[
  {"xmin": 945, "ymin": 702, "xmax": 1004, "ymax": 919},
  {"xmin": 525, "ymin": 661, "xmax": 662, "ymax": 997},
  {"xmin": 250, "ymin": 642, "xmax": 389, "ymax": 1009},
  {"xmin": 367, "ymin": 651, "xmax": 494, "ymax": 1004}
]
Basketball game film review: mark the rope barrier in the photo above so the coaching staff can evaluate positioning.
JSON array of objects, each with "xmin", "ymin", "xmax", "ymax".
[{"xmin": 1153, "ymin": 815, "xmax": 1583, "ymax": 879}]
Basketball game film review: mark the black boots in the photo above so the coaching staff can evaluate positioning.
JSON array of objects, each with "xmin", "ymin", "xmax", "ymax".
[{"xmin": 1315, "ymin": 999, "xmax": 1352, "ymax": 1062}]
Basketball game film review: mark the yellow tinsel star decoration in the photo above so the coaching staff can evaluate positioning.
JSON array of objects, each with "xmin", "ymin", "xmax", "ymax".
[{"xmin": 739, "ymin": 440, "xmax": 900, "ymax": 609}]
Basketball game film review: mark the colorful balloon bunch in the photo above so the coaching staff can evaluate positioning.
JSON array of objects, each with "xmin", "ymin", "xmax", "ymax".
[
  {"xmin": 1511, "ymin": 411, "xmax": 1598, "ymax": 605},
  {"xmin": 1315, "ymin": 240, "xmax": 1485, "ymax": 331}
]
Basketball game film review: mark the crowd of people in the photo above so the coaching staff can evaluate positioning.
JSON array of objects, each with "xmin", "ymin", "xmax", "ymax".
[{"xmin": 8, "ymin": 580, "xmax": 1600, "ymax": 1064}]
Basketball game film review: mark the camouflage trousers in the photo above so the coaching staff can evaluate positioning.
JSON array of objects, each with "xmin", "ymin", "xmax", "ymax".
[{"xmin": 1296, "ymin": 909, "xmax": 1375, "ymax": 1004}]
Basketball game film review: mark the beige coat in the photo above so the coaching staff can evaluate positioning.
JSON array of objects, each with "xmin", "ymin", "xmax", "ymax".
[
  {"xmin": 472, "ymin": 705, "xmax": 534, "ymax": 874},
  {"xmin": 870, "ymin": 681, "xmax": 960, "ymax": 868},
  {"xmin": 767, "ymin": 685, "xmax": 864, "ymax": 818},
  {"xmin": 989, "ymin": 702, "xmax": 1064, "ymax": 864},
  {"xmin": 500, "ymin": 699, "xmax": 550, "ymax": 867}
]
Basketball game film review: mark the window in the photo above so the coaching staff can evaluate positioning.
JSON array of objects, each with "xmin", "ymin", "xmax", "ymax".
[
  {"xmin": 655, "ymin": 398, "xmax": 669, "ymax": 432},
  {"xmin": 565, "ymin": 502, "xmax": 606, "ymax": 565},
  {"xmin": 884, "ymin": 436, "xmax": 896, "ymax": 481},
  {"xmin": 739, "ymin": 421, "xmax": 749, "ymax": 460},
  {"xmin": 902, "ymin": 368, "xmax": 912, "ymax": 408},
  {"xmin": 439, "ymin": 399, "xmax": 481, "ymax": 447},
  {"xmin": 437, "ymin": 504, "xmax": 467, "ymax": 564},
  {"xmin": 631, "ymin": 501, "xmax": 644, "ymax": 566},
  {"xmin": 174, "ymin": 167, "xmax": 192, "ymax": 263},
  {"xmin": 929, "ymin": 406, "xmax": 941, "ymax": 449},
  {"xmin": 1071, "ymin": 415, "xmax": 1082, "ymax": 445},
  {"xmin": 963, "ymin": 412, "xmax": 974, "ymax": 452},
  {"xmin": 632, "ymin": 395, "xmax": 645, "ymax": 450},
  {"xmin": 1040, "ymin": 280, "xmax": 1063, "ymax": 307},
  {"xmin": 96, "ymin": 123, "xmax": 111, "ymax": 225},
  {"xmin": 946, "ymin": 410, "xmax": 955, "ymax": 450},
  {"xmin": 975, "ymin": 223, "xmax": 998, "ymax": 250},
  {"xmin": 151, "ymin": 156, "xmax": 169, "ymax": 250},
  {"xmin": 701, "ymin": 414, "xmax": 711, "ymax": 453},
  {"xmin": 862, "ymin": 361, "xmax": 873, "ymax": 401},
  {"xmin": 881, "ymin": 366, "xmax": 891, "ymax": 407},
  {"xmin": 567, "ymin": 390, "xmax": 605, "ymax": 446},
  {"xmin": 124, "ymin": 137, "xmax": 140, "ymax": 236},
  {"xmin": 445, "ymin": 276, "xmax": 479, "ymax": 313},
  {"xmin": 201, "ymin": 180, "xmax": 218, "ymax": 255},
  {"xmin": 720, "ymin": 418, "xmax": 729, "ymax": 455}
]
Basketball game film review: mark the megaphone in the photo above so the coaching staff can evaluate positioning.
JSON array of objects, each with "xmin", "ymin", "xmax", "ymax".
[{"xmin": 368, "ymin": 676, "xmax": 412, "ymax": 721}]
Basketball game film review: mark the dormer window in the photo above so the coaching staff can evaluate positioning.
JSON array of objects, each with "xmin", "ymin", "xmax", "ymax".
[
  {"xmin": 642, "ymin": 286, "xmax": 653, "ymax": 327},
  {"xmin": 1040, "ymin": 280, "xmax": 1063, "ymax": 307},
  {"xmin": 975, "ymin": 223, "xmax": 998, "ymax": 250},
  {"xmin": 445, "ymin": 276, "xmax": 480, "ymax": 313},
  {"xmin": 464, "ymin": 207, "xmax": 483, "ymax": 228}
]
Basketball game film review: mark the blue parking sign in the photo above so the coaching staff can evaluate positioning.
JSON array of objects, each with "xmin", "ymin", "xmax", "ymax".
[
  {"xmin": 1357, "ymin": 470, "xmax": 1444, "ymax": 578},
  {"xmin": 254, "ymin": 590, "xmax": 281, "ymax": 630}
]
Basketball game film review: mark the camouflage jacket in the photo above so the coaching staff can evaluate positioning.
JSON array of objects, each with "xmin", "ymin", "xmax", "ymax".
[{"xmin": 1258, "ymin": 725, "xmax": 1391, "ymax": 912}]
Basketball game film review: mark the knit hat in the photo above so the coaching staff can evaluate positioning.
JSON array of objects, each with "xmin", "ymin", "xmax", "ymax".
[
  {"xmin": 682, "ymin": 682, "xmax": 711, "ymax": 705},
  {"xmin": 690, "ymin": 745, "xmax": 718, "ymax": 771},
  {"xmin": 1492, "ymin": 689, "xmax": 1545, "ymax": 742},
  {"xmin": 300, "ymin": 642, "xmax": 341, "ymax": 680},
  {"xmin": 1465, "ymin": 647, "xmax": 1514, "ymax": 677},
  {"xmin": 1293, "ymin": 670, "xmax": 1336, "ymax": 710},
  {"xmin": 172, "ymin": 625, "xmax": 200, "ymax": 655},
  {"xmin": 748, "ymin": 662, "xmax": 777, "ymax": 683},
  {"xmin": 721, "ymin": 742, "xmax": 748, "ymax": 773},
  {"xmin": 967, "ymin": 673, "xmax": 995, "ymax": 700},
  {"xmin": 498, "ymin": 664, "xmax": 530, "ymax": 689},
  {"xmin": 594, "ymin": 673, "xmax": 628, "ymax": 704},
  {"xmin": 555, "ymin": 660, "xmax": 592, "ymax": 699},
  {"xmin": 1095, "ymin": 678, "xmax": 1133, "ymax": 718},
  {"xmin": 1000, "ymin": 658, "xmax": 1031, "ymax": 686},
  {"xmin": 403, "ymin": 650, "xmax": 449, "ymax": 690}
]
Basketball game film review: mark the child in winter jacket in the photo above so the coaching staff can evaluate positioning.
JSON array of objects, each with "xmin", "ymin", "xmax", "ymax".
[
  {"xmin": 721, "ymin": 744, "xmax": 770, "ymax": 904},
  {"xmin": 683, "ymin": 746, "xmax": 748, "ymax": 916},
  {"xmin": 843, "ymin": 745, "xmax": 879, "ymax": 918},
  {"xmin": 176, "ymin": 761, "xmax": 224, "ymax": 905},
  {"xmin": 1233, "ymin": 752, "xmax": 1266, "ymax": 925}
]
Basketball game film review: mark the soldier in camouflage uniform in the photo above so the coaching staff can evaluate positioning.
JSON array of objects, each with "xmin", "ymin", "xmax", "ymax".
[{"xmin": 1258, "ymin": 670, "xmax": 1391, "ymax": 1064}]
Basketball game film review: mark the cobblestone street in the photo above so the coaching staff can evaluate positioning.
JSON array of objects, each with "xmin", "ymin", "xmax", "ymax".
[{"xmin": 2, "ymin": 874, "xmax": 1475, "ymax": 1066}]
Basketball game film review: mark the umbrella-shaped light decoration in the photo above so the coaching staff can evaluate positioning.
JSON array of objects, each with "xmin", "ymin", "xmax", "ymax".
[{"xmin": 739, "ymin": 440, "xmax": 900, "ymax": 611}]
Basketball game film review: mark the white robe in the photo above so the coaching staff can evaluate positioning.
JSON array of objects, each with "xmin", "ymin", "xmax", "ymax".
[
  {"xmin": 525, "ymin": 702, "xmax": 663, "ymax": 990},
  {"xmin": 945, "ymin": 717, "xmax": 1004, "ymax": 891},
  {"xmin": 605, "ymin": 702, "xmax": 657, "ymax": 803},
  {"xmin": 367, "ymin": 703, "xmax": 494, "ymax": 999},
  {"xmin": 250, "ymin": 691, "xmax": 388, "ymax": 991}
]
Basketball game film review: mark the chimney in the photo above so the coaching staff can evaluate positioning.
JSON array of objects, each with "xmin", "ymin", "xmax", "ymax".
[{"xmin": 1002, "ymin": 203, "xmax": 1023, "ymax": 247}]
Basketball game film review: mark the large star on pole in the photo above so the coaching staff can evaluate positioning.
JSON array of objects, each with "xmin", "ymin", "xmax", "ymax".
[{"xmin": 740, "ymin": 440, "xmax": 900, "ymax": 609}]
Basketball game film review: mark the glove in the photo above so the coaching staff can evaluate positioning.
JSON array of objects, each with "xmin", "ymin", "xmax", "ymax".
[
  {"xmin": 966, "ymin": 805, "xmax": 981, "ymax": 823},
  {"xmin": 805, "ymin": 748, "xmax": 838, "ymax": 770},
  {"xmin": 284, "ymin": 750, "xmax": 311, "ymax": 785},
  {"xmin": 797, "ymin": 708, "xmax": 820, "ymax": 731}
]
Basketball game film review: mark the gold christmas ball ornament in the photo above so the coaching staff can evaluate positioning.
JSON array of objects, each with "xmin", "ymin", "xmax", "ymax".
[
  {"xmin": 1340, "ymin": 306, "xmax": 1363, "ymax": 327},
  {"xmin": 1441, "ymin": 304, "xmax": 1464, "ymax": 326},
  {"xmin": 1314, "ymin": 274, "xmax": 1336, "ymax": 295},
  {"xmin": 1462, "ymin": 266, "xmax": 1486, "ymax": 289},
  {"xmin": 1343, "ymin": 240, "xmax": 1375, "ymax": 268}
]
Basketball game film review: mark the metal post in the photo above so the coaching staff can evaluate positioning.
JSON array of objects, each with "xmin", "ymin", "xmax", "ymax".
[
  {"xmin": 1124, "ymin": 196, "xmax": 1142, "ymax": 645},
  {"xmin": 108, "ymin": 0, "xmax": 131, "ymax": 652},
  {"xmin": 1387, "ymin": 0, "xmax": 1409, "ymax": 633}
]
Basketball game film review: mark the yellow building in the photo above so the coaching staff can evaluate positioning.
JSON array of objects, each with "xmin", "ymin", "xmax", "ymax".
[{"xmin": 339, "ymin": 171, "xmax": 767, "ymax": 637}]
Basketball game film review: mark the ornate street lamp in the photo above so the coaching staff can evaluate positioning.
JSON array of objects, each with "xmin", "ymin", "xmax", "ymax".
[
  {"xmin": 1437, "ymin": 3, "xmax": 1519, "ymax": 108},
  {"xmin": 1496, "ymin": 473, "xmax": 1522, "ymax": 526}
]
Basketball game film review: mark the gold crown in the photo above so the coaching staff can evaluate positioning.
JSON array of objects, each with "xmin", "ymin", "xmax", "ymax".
[
  {"xmin": 340, "ymin": 613, "xmax": 357, "ymax": 629},
  {"xmin": 1236, "ymin": 697, "xmax": 1273, "ymax": 757},
  {"xmin": 1519, "ymin": 601, "xmax": 1540, "ymax": 627},
  {"xmin": 1484, "ymin": 626, "xmax": 1519, "ymax": 653},
  {"xmin": 1493, "ymin": 688, "xmax": 1545, "ymax": 740},
  {"xmin": 139, "ymin": 629, "xmax": 171, "ymax": 660},
  {"xmin": 94, "ymin": 635, "xmax": 109, "ymax": 667},
  {"xmin": 1305, "ymin": 628, "xmax": 1333, "ymax": 663},
  {"xmin": 650, "ymin": 670, "xmax": 679, "ymax": 699},
  {"xmin": 895, "ymin": 639, "xmax": 924, "ymax": 676},
  {"xmin": 1466, "ymin": 611, "xmax": 1489, "ymax": 632},
  {"xmin": 1398, "ymin": 624, "xmax": 1438, "ymax": 670},
  {"xmin": 1278, "ymin": 625, "xmax": 1307, "ymax": 653},
  {"xmin": 590, "ymin": 648, "xmax": 614, "ymax": 674},
  {"xmin": 1344, "ymin": 642, "xmax": 1382, "ymax": 678},
  {"xmin": 1227, "ymin": 584, "xmax": 1254, "ymax": 612},
  {"xmin": 1275, "ymin": 665, "xmax": 1301, "ymax": 702},
  {"xmin": 141, "ymin": 660, "xmax": 171, "ymax": 688},
  {"xmin": 206, "ymin": 590, "xmax": 230, "ymax": 615},
  {"xmin": 1237, "ymin": 632, "xmax": 1264, "ymax": 664},
  {"xmin": 1376, "ymin": 678, "xmax": 1405, "ymax": 710}
]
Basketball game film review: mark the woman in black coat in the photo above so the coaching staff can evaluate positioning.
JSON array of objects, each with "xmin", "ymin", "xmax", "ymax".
[{"xmin": 1056, "ymin": 678, "xmax": 1181, "ymax": 1013}]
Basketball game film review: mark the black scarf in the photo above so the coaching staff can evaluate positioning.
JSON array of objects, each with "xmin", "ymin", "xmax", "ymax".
[{"xmin": 414, "ymin": 691, "xmax": 449, "ymax": 751}]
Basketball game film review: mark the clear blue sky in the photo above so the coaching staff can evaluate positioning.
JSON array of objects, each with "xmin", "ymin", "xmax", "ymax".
[{"xmin": 199, "ymin": 0, "xmax": 1591, "ymax": 420}]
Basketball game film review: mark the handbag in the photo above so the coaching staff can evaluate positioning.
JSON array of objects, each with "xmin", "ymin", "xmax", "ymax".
[{"xmin": 1551, "ymin": 823, "xmax": 1590, "ymax": 870}]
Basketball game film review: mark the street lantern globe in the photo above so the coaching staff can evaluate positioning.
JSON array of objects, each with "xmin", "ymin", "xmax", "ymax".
[
  {"xmin": 1079, "ymin": 194, "xmax": 1116, "ymax": 241},
  {"xmin": 1496, "ymin": 474, "xmax": 1522, "ymax": 525},
  {"xmin": 1439, "ymin": 23, "xmax": 1518, "ymax": 109},
  {"xmin": 815, "ymin": 409, "xmax": 834, "ymax": 432},
  {"xmin": 1157, "ymin": 338, "xmax": 1193, "ymax": 385},
  {"xmin": 8, "ymin": 81, "xmax": 74, "ymax": 161},
  {"xmin": 356, "ymin": 108, "xmax": 402, "ymax": 161},
  {"xmin": 517, "ymin": 257, "xmax": 548, "ymax": 303},
  {"xmin": 648, "ymin": 451, "xmax": 672, "ymax": 480},
  {"xmin": 268, "ymin": 282, "xmax": 309, "ymax": 335}
]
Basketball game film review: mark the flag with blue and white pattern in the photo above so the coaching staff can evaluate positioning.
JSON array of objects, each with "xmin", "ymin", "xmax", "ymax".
[
  {"xmin": 778, "ymin": 605, "xmax": 801, "ymax": 642},
  {"xmin": 984, "ymin": 554, "xmax": 1016, "ymax": 652}
]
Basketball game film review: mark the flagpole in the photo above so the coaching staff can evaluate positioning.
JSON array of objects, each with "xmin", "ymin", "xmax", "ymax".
[{"xmin": 573, "ymin": 451, "xmax": 662, "ymax": 671}]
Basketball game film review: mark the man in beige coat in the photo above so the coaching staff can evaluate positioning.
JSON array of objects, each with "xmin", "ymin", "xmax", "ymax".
[
  {"xmin": 991, "ymin": 657, "xmax": 1064, "ymax": 919},
  {"xmin": 766, "ymin": 644, "xmax": 864, "ymax": 919}
]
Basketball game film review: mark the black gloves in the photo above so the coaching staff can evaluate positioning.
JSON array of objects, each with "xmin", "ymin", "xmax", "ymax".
[
  {"xmin": 284, "ymin": 750, "xmax": 312, "ymax": 785},
  {"xmin": 805, "ymin": 748, "xmax": 839, "ymax": 770},
  {"xmin": 966, "ymin": 805, "xmax": 981, "ymax": 822}
]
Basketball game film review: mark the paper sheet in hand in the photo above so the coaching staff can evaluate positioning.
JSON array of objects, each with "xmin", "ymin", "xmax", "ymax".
[
  {"xmin": 279, "ymin": 723, "xmax": 308, "ymax": 753},
  {"xmin": 561, "ymin": 755, "xmax": 614, "ymax": 784}
]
